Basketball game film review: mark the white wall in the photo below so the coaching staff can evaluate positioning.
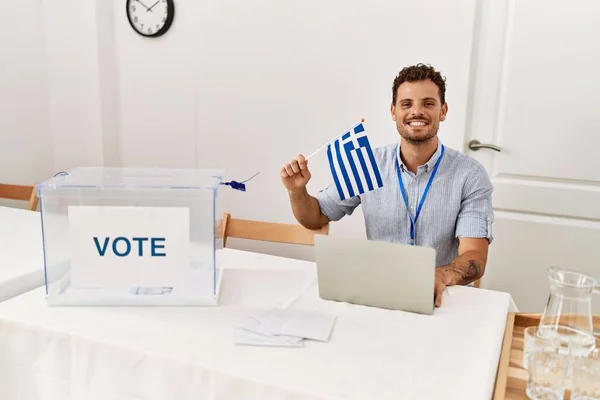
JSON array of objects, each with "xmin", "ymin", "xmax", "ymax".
[
  {"xmin": 42, "ymin": 0, "xmax": 107, "ymax": 172},
  {"xmin": 0, "ymin": 0, "xmax": 114, "ymax": 191},
  {"xmin": 0, "ymin": 1, "xmax": 53, "ymax": 187},
  {"xmin": 5, "ymin": 1, "xmax": 478, "ymax": 237},
  {"xmin": 2, "ymin": 0, "xmax": 477, "ymax": 253},
  {"xmin": 191, "ymin": 0, "xmax": 476, "ymax": 233},
  {"xmin": 111, "ymin": 0, "xmax": 477, "ymax": 245},
  {"xmin": 112, "ymin": 0, "xmax": 198, "ymax": 169}
]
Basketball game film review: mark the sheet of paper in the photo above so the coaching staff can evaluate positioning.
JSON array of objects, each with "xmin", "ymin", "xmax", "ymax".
[
  {"xmin": 237, "ymin": 308, "xmax": 337, "ymax": 343},
  {"xmin": 275, "ymin": 310, "xmax": 336, "ymax": 342},
  {"xmin": 235, "ymin": 317, "xmax": 304, "ymax": 347},
  {"xmin": 68, "ymin": 205, "xmax": 192, "ymax": 288}
]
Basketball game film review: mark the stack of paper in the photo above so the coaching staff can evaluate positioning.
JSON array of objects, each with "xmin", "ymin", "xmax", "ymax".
[{"xmin": 234, "ymin": 308, "xmax": 337, "ymax": 347}]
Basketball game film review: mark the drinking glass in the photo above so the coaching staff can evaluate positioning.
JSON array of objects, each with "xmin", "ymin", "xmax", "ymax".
[
  {"xmin": 571, "ymin": 349, "xmax": 600, "ymax": 400},
  {"xmin": 526, "ymin": 349, "xmax": 569, "ymax": 400},
  {"xmin": 523, "ymin": 326, "xmax": 561, "ymax": 370}
]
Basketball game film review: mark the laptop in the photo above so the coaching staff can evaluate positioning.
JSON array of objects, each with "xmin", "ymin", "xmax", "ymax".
[{"xmin": 314, "ymin": 234, "xmax": 437, "ymax": 315}]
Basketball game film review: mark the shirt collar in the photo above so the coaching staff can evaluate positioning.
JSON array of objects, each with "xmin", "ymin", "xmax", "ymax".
[{"xmin": 396, "ymin": 139, "xmax": 443, "ymax": 173}]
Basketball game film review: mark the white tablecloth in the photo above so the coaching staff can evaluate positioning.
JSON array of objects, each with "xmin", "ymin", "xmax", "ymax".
[
  {"xmin": 0, "ymin": 248, "xmax": 514, "ymax": 400},
  {"xmin": 0, "ymin": 206, "xmax": 45, "ymax": 302}
]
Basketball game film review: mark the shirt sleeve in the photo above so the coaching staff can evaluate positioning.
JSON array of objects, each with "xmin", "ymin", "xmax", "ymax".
[
  {"xmin": 455, "ymin": 164, "xmax": 494, "ymax": 243},
  {"xmin": 315, "ymin": 183, "xmax": 362, "ymax": 222}
]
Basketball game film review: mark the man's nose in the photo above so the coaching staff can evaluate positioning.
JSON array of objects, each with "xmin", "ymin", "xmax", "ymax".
[{"xmin": 410, "ymin": 105, "xmax": 425, "ymax": 116}]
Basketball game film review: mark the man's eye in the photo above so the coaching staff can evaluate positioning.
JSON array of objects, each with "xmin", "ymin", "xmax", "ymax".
[{"xmin": 425, "ymin": 102, "xmax": 435, "ymax": 107}]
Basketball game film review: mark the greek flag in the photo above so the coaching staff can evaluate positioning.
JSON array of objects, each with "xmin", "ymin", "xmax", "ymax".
[{"xmin": 326, "ymin": 122, "xmax": 383, "ymax": 201}]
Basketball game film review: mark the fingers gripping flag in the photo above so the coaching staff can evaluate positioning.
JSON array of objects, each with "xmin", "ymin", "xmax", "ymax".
[{"xmin": 326, "ymin": 122, "xmax": 383, "ymax": 201}]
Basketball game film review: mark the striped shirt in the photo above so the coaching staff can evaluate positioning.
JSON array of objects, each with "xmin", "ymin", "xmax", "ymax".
[{"xmin": 315, "ymin": 140, "xmax": 494, "ymax": 267}]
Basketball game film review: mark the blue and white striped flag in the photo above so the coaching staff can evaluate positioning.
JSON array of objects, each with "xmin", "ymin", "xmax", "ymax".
[{"xmin": 326, "ymin": 122, "xmax": 383, "ymax": 200}]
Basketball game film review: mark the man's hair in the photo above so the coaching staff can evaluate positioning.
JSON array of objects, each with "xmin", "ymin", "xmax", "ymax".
[{"xmin": 392, "ymin": 63, "xmax": 446, "ymax": 106}]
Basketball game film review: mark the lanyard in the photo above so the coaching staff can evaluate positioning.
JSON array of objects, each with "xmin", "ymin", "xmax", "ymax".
[{"xmin": 395, "ymin": 145, "xmax": 445, "ymax": 245}]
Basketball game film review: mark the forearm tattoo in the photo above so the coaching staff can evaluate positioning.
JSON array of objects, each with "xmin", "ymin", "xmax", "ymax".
[{"xmin": 446, "ymin": 260, "xmax": 481, "ymax": 284}]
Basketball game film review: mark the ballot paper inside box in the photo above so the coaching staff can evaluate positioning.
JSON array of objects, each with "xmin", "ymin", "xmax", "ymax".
[{"xmin": 36, "ymin": 167, "xmax": 225, "ymax": 306}]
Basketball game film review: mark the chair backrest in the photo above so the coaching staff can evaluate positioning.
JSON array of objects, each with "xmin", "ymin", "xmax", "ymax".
[
  {"xmin": 216, "ymin": 212, "xmax": 481, "ymax": 285},
  {"xmin": 0, "ymin": 184, "xmax": 38, "ymax": 211},
  {"xmin": 219, "ymin": 213, "xmax": 329, "ymax": 247}
]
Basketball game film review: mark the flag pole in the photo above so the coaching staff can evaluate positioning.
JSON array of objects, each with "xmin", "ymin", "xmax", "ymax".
[{"xmin": 305, "ymin": 118, "xmax": 365, "ymax": 161}]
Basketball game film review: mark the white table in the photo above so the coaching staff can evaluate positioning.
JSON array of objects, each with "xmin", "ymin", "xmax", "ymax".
[
  {"xmin": 0, "ymin": 206, "xmax": 45, "ymax": 301},
  {"xmin": 0, "ymin": 247, "xmax": 514, "ymax": 400}
]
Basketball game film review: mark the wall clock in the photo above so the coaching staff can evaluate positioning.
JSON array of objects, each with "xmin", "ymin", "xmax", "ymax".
[{"xmin": 126, "ymin": 0, "xmax": 174, "ymax": 38}]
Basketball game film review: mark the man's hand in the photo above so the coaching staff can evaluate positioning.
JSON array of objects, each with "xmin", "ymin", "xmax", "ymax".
[
  {"xmin": 281, "ymin": 154, "xmax": 311, "ymax": 192},
  {"xmin": 434, "ymin": 237, "xmax": 489, "ymax": 307},
  {"xmin": 434, "ymin": 268, "xmax": 451, "ymax": 307},
  {"xmin": 280, "ymin": 154, "xmax": 329, "ymax": 230}
]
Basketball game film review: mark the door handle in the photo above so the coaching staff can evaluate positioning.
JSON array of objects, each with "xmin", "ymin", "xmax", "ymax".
[{"xmin": 468, "ymin": 140, "xmax": 501, "ymax": 152}]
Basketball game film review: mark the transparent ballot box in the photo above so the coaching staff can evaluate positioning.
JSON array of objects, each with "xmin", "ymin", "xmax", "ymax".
[{"xmin": 36, "ymin": 167, "xmax": 224, "ymax": 306}]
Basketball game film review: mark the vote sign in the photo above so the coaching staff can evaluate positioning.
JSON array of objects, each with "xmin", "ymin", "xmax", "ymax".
[
  {"xmin": 92, "ymin": 236, "xmax": 167, "ymax": 258},
  {"xmin": 68, "ymin": 206, "xmax": 190, "ymax": 288}
]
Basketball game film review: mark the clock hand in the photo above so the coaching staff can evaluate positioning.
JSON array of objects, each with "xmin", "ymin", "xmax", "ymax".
[
  {"xmin": 146, "ymin": 1, "xmax": 159, "ymax": 11},
  {"xmin": 135, "ymin": 0, "xmax": 151, "ymax": 11}
]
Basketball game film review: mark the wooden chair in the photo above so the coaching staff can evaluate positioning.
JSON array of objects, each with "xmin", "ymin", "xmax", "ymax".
[
  {"xmin": 0, "ymin": 184, "xmax": 38, "ymax": 211},
  {"xmin": 219, "ymin": 213, "xmax": 329, "ymax": 248},
  {"xmin": 217, "ymin": 214, "xmax": 484, "ymax": 287}
]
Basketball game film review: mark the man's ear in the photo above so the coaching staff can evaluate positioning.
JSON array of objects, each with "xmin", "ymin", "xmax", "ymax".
[
  {"xmin": 440, "ymin": 102, "xmax": 448, "ymax": 121},
  {"xmin": 391, "ymin": 104, "xmax": 397, "ymax": 121}
]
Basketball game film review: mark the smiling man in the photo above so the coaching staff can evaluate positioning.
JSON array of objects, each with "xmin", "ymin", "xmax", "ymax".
[{"xmin": 280, "ymin": 64, "xmax": 494, "ymax": 307}]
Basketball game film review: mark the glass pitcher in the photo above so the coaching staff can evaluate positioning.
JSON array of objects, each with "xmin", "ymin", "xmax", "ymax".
[{"xmin": 537, "ymin": 266, "xmax": 599, "ymax": 357}]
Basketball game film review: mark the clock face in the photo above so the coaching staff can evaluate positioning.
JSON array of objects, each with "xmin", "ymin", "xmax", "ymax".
[{"xmin": 126, "ymin": 0, "xmax": 174, "ymax": 38}]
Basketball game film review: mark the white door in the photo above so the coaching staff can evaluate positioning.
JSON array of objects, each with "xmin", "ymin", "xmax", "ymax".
[{"xmin": 465, "ymin": 0, "xmax": 600, "ymax": 312}]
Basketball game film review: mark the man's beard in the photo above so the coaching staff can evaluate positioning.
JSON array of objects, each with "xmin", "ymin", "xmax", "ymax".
[{"xmin": 398, "ymin": 121, "xmax": 439, "ymax": 145}]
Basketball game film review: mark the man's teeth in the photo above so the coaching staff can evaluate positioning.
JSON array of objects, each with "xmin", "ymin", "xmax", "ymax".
[{"xmin": 408, "ymin": 121, "xmax": 427, "ymax": 126}]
